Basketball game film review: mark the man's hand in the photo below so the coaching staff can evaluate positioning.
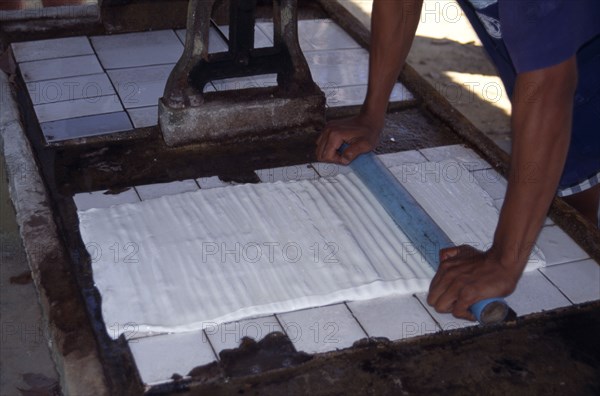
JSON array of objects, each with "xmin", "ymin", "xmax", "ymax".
[
  {"xmin": 315, "ymin": 114, "xmax": 382, "ymax": 165},
  {"xmin": 315, "ymin": 0, "xmax": 423, "ymax": 165},
  {"xmin": 427, "ymin": 245, "xmax": 520, "ymax": 321}
]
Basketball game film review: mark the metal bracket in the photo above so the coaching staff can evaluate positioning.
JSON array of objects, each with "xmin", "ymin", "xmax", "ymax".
[{"xmin": 159, "ymin": 0, "xmax": 325, "ymax": 146}]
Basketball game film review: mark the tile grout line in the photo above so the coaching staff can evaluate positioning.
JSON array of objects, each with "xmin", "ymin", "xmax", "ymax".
[
  {"xmin": 33, "ymin": 92, "xmax": 121, "ymax": 108},
  {"xmin": 35, "ymin": 104, "xmax": 127, "ymax": 126},
  {"xmin": 202, "ymin": 329, "xmax": 221, "ymax": 362},
  {"xmin": 173, "ymin": 28, "xmax": 185, "ymax": 46},
  {"xmin": 343, "ymin": 301, "xmax": 370, "ymax": 339},
  {"xmin": 86, "ymin": 35, "xmax": 136, "ymax": 129},
  {"xmin": 132, "ymin": 187, "xmax": 143, "ymax": 202},
  {"xmin": 17, "ymin": 52, "xmax": 96, "ymax": 65},
  {"xmin": 102, "ymin": 61, "xmax": 178, "ymax": 72},
  {"xmin": 24, "ymin": 71, "xmax": 110, "ymax": 84},
  {"xmin": 536, "ymin": 268, "xmax": 576, "ymax": 305},
  {"xmin": 412, "ymin": 294, "xmax": 444, "ymax": 331},
  {"xmin": 273, "ymin": 314, "xmax": 290, "ymax": 339},
  {"xmin": 24, "ymin": 70, "xmax": 106, "ymax": 85}
]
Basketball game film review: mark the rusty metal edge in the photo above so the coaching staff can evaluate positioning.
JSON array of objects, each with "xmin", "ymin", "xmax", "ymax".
[
  {"xmin": 315, "ymin": 0, "xmax": 600, "ymax": 263},
  {"xmin": 0, "ymin": 70, "xmax": 113, "ymax": 396}
]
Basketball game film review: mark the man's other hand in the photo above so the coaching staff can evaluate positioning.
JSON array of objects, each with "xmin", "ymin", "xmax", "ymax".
[{"xmin": 315, "ymin": 114, "xmax": 382, "ymax": 165}]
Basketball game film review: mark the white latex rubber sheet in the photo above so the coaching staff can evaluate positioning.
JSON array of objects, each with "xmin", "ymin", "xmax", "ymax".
[{"xmin": 79, "ymin": 161, "xmax": 544, "ymax": 338}]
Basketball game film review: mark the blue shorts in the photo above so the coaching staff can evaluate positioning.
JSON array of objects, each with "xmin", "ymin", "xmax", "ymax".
[{"xmin": 558, "ymin": 34, "xmax": 600, "ymax": 197}]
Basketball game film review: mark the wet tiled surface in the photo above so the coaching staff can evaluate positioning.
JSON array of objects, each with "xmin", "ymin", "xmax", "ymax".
[
  {"xmin": 127, "ymin": 106, "xmax": 158, "ymax": 129},
  {"xmin": 70, "ymin": 146, "xmax": 597, "ymax": 385},
  {"xmin": 196, "ymin": 176, "xmax": 232, "ymax": 190},
  {"xmin": 73, "ymin": 188, "xmax": 139, "ymax": 211},
  {"xmin": 90, "ymin": 30, "xmax": 183, "ymax": 70},
  {"xmin": 107, "ymin": 64, "xmax": 174, "ymax": 109},
  {"xmin": 40, "ymin": 111, "xmax": 132, "ymax": 142},
  {"xmin": 256, "ymin": 164, "xmax": 318, "ymax": 183},
  {"xmin": 135, "ymin": 180, "xmax": 199, "ymax": 201},
  {"xmin": 175, "ymin": 27, "xmax": 229, "ymax": 52},
  {"xmin": 540, "ymin": 259, "xmax": 600, "ymax": 304},
  {"xmin": 26, "ymin": 73, "xmax": 115, "ymax": 105},
  {"xmin": 536, "ymin": 225, "xmax": 590, "ymax": 266},
  {"xmin": 12, "ymin": 36, "xmax": 93, "ymax": 63},
  {"xmin": 13, "ymin": 19, "xmax": 414, "ymax": 142},
  {"xmin": 204, "ymin": 315, "xmax": 283, "ymax": 356},
  {"xmin": 277, "ymin": 304, "xmax": 367, "ymax": 354},
  {"xmin": 34, "ymin": 94, "xmax": 122, "ymax": 123},
  {"xmin": 128, "ymin": 331, "xmax": 216, "ymax": 385},
  {"xmin": 348, "ymin": 294, "xmax": 438, "ymax": 339},
  {"xmin": 20, "ymin": 54, "xmax": 103, "ymax": 82},
  {"xmin": 505, "ymin": 270, "xmax": 572, "ymax": 316}
]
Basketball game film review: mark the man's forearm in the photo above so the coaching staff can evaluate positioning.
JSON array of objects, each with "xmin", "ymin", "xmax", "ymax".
[
  {"xmin": 492, "ymin": 56, "xmax": 578, "ymax": 275},
  {"xmin": 363, "ymin": 0, "xmax": 423, "ymax": 126}
]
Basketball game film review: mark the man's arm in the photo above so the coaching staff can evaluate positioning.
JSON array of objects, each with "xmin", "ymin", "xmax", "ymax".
[
  {"xmin": 315, "ymin": 0, "xmax": 423, "ymax": 164},
  {"xmin": 427, "ymin": 56, "xmax": 578, "ymax": 320}
]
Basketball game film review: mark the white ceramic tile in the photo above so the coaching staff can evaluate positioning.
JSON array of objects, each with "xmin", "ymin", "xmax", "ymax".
[
  {"xmin": 107, "ymin": 64, "xmax": 174, "ymax": 109},
  {"xmin": 419, "ymin": 145, "xmax": 491, "ymax": 171},
  {"xmin": 323, "ymin": 82, "xmax": 413, "ymax": 107},
  {"xmin": 12, "ymin": 36, "xmax": 93, "ymax": 63},
  {"xmin": 204, "ymin": 315, "xmax": 283, "ymax": 355},
  {"xmin": 26, "ymin": 73, "xmax": 115, "ymax": 105},
  {"xmin": 256, "ymin": 19, "xmax": 361, "ymax": 52},
  {"xmin": 414, "ymin": 293, "xmax": 477, "ymax": 330},
  {"xmin": 127, "ymin": 106, "xmax": 158, "ymax": 128},
  {"xmin": 311, "ymin": 162, "xmax": 351, "ymax": 178},
  {"xmin": 251, "ymin": 73, "xmax": 277, "ymax": 88},
  {"xmin": 304, "ymin": 49, "xmax": 369, "ymax": 87},
  {"xmin": 135, "ymin": 180, "xmax": 199, "ymax": 201},
  {"xmin": 536, "ymin": 225, "xmax": 589, "ymax": 266},
  {"xmin": 256, "ymin": 164, "xmax": 317, "ymax": 183},
  {"xmin": 218, "ymin": 25, "xmax": 272, "ymax": 48},
  {"xmin": 298, "ymin": 19, "xmax": 361, "ymax": 52},
  {"xmin": 40, "ymin": 112, "xmax": 132, "ymax": 142},
  {"xmin": 176, "ymin": 27, "xmax": 229, "ymax": 53},
  {"xmin": 348, "ymin": 295, "xmax": 438, "ymax": 340},
  {"xmin": 129, "ymin": 331, "xmax": 216, "ymax": 385},
  {"xmin": 74, "ymin": 188, "xmax": 140, "ymax": 211},
  {"xmin": 211, "ymin": 76, "xmax": 262, "ymax": 91},
  {"xmin": 277, "ymin": 304, "xmax": 366, "ymax": 354},
  {"xmin": 472, "ymin": 168, "xmax": 506, "ymax": 200},
  {"xmin": 505, "ymin": 270, "xmax": 571, "ymax": 316},
  {"xmin": 91, "ymin": 30, "xmax": 183, "ymax": 69},
  {"xmin": 196, "ymin": 176, "xmax": 231, "ymax": 189},
  {"xmin": 378, "ymin": 150, "xmax": 428, "ymax": 168},
  {"xmin": 34, "ymin": 94, "xmax": 123, "ymax": 123},
  {"xmin": 20, "ymin": 55, "xmax": 103, "ymax": 82},
  {"xmin": 540, "ymin": 259, "xmax": 600, "ymax": 304}
]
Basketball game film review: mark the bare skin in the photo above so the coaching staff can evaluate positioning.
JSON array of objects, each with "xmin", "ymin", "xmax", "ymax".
[{"xmin": 316, "ymin": 0, "xmax": 591, "ymax": 320}]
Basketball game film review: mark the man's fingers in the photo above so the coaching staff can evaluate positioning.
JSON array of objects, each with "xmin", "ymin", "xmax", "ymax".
[
  {"xmin": 321, "ymin": 133, "xmax": 346, "ymax": 164},
  {"xmin": 340, "ymin": 139, "xmax": 372, "ymax": 164},
  {"xmin": 440, "ymin": 246, "xmax": 460, "ymax": 262},
  {"xmin": 428, "ymin": 258, "xmax": 474, "ymax": 306},
  {"xmin": 452, "ymin": 286, "xmax": 478, "ymax": 321},
  {"xmin": 432, "ymin": 274, "xmax": 473, "ymax": 313}
]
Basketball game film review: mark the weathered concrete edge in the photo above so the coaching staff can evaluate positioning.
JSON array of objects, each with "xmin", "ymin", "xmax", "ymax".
[{"xmin": 0, "ymin": 70, "xmax": 110, "ymax": 395}]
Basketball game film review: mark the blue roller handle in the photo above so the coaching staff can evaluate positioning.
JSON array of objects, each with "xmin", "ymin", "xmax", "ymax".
[{"xmin": 339, "ymin": 145, "xmax": 509, "ymax": 324}]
